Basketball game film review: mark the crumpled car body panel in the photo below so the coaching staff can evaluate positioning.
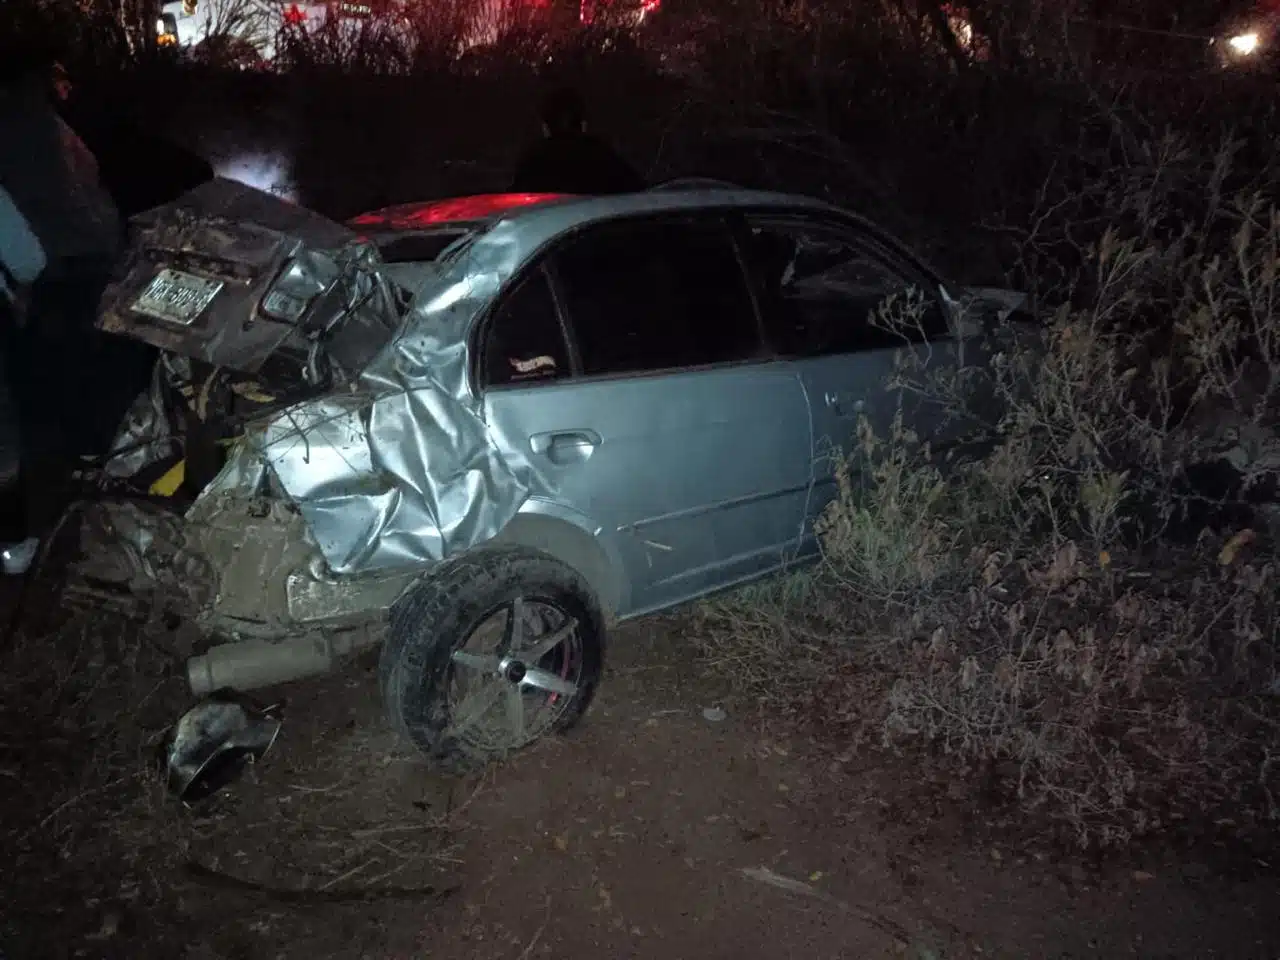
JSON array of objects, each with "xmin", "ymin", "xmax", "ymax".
[{"xmin": 87, "ymin": 180, "xmax": 1030, "ymax": 637}]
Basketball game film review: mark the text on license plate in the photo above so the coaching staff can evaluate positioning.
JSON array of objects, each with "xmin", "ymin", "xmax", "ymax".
[{"xmin": 131, "ymin": 269, "xmax": 224, "ymax": 326}]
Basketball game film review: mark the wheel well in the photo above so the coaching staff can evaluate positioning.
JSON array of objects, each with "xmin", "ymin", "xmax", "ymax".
[{"xmin": 490, "ymin": 514, "xmax": 623, "ymax": 616}]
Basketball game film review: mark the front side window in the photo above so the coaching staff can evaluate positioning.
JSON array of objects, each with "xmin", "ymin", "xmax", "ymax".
[
  {"xmin": 742, "ymin": 217, "xmax": 949, "ymax": 356},
  {"xmin": 483, "ymin": 266, "xmax": 571, "ymax": 387},
  {"xmin": 552, "ymin": 217, "xmax": 762, "ymax": 377}
]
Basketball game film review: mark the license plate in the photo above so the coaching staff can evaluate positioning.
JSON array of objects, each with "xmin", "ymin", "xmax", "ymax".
[{"xmin": 131, "ymin": 269, "xmax": 224, "ymax": 326}]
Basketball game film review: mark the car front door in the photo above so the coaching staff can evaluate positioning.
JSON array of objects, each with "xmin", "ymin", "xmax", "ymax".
[
  {"xmin": 739, "ymin": 213, "xmax": 961, "ymax": 558},
  {"xmin": 479, "ymin": 214, "xmax": 813, "ymax": 617}
]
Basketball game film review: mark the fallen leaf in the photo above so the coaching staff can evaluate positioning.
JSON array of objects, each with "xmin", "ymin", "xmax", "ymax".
[
  {"xmin": 1219, "ymin": 529, "xmax": 1256, "ymax": 566},
  {"xmin": 808, "ymin": 870, "xmax": 824, "ymax": 882},
  {"xmin": 553, "ymin": 833, "xmax": 569, "ymax": 852}
]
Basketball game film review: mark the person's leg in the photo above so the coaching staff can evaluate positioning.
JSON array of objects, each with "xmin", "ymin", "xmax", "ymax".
[
  {"xmin": 2, "ymin": 283, "xmax": 81, "ymax": 569},
  {"xmin": 0, "ymin": 297, "xmax": 27, "ymax": 546},
  {"xmin": 47, "ymin": 272, "xmax": 142, "ymax": 460},
  {"xmin": 0, "ymin": 313, "xmax": 46, "ymax": 573}
]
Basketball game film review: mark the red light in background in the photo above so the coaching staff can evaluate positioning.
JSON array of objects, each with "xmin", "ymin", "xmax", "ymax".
[
  {"xmin": 283, "ymin": 3, "xmax": 307, "ymax": 25},
  {"xmin": 348, "ymin": 193, "xmax": 574, "ymax": 229},
  {"xmin": 580, "ymin": 0, "xmax": 660, "ymax": 25}
]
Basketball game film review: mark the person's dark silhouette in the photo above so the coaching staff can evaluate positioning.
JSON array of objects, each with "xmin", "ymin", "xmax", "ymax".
[
  {"xmin": 51, "ymin": 60, "xmax": 214, "ymax": 451},
  {"xmin": 0, "ymin": 51, "xmax": 123, "ymax": 569},
  {"xmin": 53, "ymin": 61, "xmax": 215, "ymax": 219},
  {"xmin": 510, "ymin": 86, "xmax": 644, "ymax": 196}
]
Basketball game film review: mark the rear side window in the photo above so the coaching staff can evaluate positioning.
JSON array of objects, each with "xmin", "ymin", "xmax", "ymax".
[
  {"xmin": 743, "ymin": 218, "xmax": 949, "ymax": 356},
  {"xmin": 552, "ymin": 218, "xmax": 762, "ymax": 377},
  {"xmin": 483, "ymin": 267, "xmax": 571, "ymax": 387}
]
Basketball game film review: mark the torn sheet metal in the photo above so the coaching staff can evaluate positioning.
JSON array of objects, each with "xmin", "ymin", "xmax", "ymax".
[
  {"xmin": 68, "ymin": 499, "xmax": 218, "ymax": 615},
  {"xmin": 94, "ymin": 179, "xmax": 532, "ymax": 577},
  {"xmin": 97, "ymin": 178, "xmax": 399, "ymax": 386},
  {"xmin": 160, "ymin": 691, "xmax": 282, "ymax": 803},
  {"xmin": 183, "ymin": 496, "xmax": 314, "ymax": 633},
  {"xmin": 103, "ymin": 358, "xmax": 181, "ymax": 478},
  {"xmin": 249, "ymin": 216, "xmax": 545, "ymax": 574}
]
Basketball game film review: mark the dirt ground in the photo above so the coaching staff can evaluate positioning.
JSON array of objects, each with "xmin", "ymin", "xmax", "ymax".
[{"xmin": 2, "ymin": 593, "xmax": 1279, "ymax": 960}]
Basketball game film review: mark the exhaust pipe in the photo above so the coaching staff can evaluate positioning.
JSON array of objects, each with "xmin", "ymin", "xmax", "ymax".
[{"xmin": 187, "ymin": 631, "xmax": 381, "ymax": 695}]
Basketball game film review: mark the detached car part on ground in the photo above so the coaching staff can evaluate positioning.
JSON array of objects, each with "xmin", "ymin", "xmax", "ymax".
[{"xmin": 66, "ymin": 178, "xmax": 1025, "ymax": 772}]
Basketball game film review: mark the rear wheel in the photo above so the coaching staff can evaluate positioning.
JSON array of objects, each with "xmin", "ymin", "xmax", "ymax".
[{"xmin": 379, "ymin": 546, "xmax": 606, "ymax": 773}]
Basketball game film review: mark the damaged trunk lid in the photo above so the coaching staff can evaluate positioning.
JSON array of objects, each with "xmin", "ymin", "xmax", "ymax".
[{"xmin": 97, "ymin": 178, "xmax": 403, "ymax": 402}]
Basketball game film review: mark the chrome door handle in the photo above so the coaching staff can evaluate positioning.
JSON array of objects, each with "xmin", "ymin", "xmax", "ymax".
[{"xmin": 530, "ymin": 430, "xmax": 601, "ymax": 465}]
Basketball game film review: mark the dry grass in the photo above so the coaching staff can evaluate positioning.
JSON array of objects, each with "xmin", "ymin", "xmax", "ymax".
[
  {"xmin": 695, "ymin": 137, "xmax": 1280, "ymax": 851},
  {"xmin": 0, "ymin": 598, "xmax": 467, "ymax": 955}
]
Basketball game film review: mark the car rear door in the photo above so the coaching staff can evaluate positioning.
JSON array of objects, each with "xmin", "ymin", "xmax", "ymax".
[
  {"xmin": 479, "ymin": 213, "xmax": 813, "ymax": 617},
  {"xmin": 738, "ymin": 212, "xmax": 962, "ymax": 558}
]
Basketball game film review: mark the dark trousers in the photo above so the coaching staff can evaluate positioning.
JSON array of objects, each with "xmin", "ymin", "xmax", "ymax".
[{"xmin": 0, "ymin": 275, "xmax": 153, "ymax": 543}]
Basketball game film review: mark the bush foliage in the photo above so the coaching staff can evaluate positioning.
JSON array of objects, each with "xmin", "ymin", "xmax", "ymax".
[{"xmin": 697, "ymin": 133, "xmax": 1280, "ymax": 849}]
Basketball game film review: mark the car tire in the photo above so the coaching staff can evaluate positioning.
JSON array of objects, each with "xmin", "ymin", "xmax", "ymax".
[{"xmin": 379, "ymin": 545, "xmax": 606, "ymax": 774}]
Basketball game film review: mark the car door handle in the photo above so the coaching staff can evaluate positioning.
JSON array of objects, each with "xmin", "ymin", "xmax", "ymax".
[{"xmin": 530, "ymin": 430, "xmax": 601, "ymax": 465}]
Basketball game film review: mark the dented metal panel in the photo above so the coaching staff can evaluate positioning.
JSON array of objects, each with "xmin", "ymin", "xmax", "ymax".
[
  {"xmin": 99, "ymin": 182, "xmax": 879, "ymax": 585},
  {"xmin": 246, "ymin": 217, "xmax": 539, "ymax": 574},
  {"xmin": 97, "ymin": 178, "xmax": 399, "ymax": 384}
]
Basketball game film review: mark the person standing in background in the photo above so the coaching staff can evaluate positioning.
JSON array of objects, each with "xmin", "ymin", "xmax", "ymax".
[
  {"xmin": 510, "ymin": 85, "xmax": 645, "ymax": 196},
  {"xmin": 49, "ymin": 57, "xmax": 214, "ymax": 456},
  {"xmin": 0, "ymin": 48, "xmax": 123, "ymax": 575},
  {"xmin": 0, "ymin": 184, "xmax": 48, "ymax": 572},
  {"xmin": 52, "ymin": 59, "xmax": 216, "ymax": 220}
]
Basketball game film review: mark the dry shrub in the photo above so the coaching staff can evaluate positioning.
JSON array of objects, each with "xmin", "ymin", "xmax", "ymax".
[
  {"xmin": 696, "ymin": 138, "xmax": 1280, "ymax": 850},
  {"xmin": 272, "ymin": 0, "xmax": 646, "ymax": 74}
]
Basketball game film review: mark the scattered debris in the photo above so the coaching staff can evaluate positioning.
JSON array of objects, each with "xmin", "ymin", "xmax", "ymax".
[
  {"xmin": 702, "ymin": 706, "xmax": 727, "ymax": 723},
  {"xmin": 158, "ymin": 689, "xmax": 283, "ymax": 803},
  {"xmin": 1218, "ymin": 528, "xmax": 1256, "ymax": 566},
  {"xmin": 741, "ymin": 865, "xmax": 822, "ymax": 898},
  {"xmin": 738, "ymin": 866, "xmax": 912, "ymax": 943},
  {"xmin": 182, "ymin": 860, "xmax": 458, "ymax": 904}
]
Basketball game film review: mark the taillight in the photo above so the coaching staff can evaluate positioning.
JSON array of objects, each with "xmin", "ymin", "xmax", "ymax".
[
  {"xmin": 260, "ymin": 287, "xmax": 312, "ymax": 323},
  {"xmin": 259, "ymin": 258, "xmax": 325, "ymax": 324}
]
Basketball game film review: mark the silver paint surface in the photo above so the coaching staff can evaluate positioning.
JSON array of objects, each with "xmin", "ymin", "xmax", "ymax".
[{"xmin": 97, "ymin": 181, "xmax": 1022, "ymax": 626}]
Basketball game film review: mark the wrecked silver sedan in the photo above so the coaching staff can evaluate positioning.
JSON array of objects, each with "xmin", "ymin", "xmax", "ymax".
[{"xmin": 66, "ymin": 179, "xmax": 1020, "ymax": 770}]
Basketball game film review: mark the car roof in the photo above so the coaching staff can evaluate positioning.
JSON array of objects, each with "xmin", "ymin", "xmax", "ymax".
[
  {"xmin": 353, "ymin": 187, "xmax": 844, "ymax": 235},
  {"xmin": 350, "ymin": 187, "xmax": 939, "ymax": 285},
  {"xmin": 349, "ymin": 193, "xmax": 575, "ymax": 230}
]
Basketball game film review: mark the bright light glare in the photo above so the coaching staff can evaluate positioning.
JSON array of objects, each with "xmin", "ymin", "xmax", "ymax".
[
  {"xmin": 156, "ymin": 18, "xmax": 166, "ymax": 33},
  {"xmin": 950, "ymin": 16, "xmax": 973, "ymax": 48},
  {"xmin": 213, "ymin": 149, "xmax": 298, "ymax": 203},
  {"xmin": 1228, "ymin": 31, "xmax": 1260, "ymax": 55}
]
